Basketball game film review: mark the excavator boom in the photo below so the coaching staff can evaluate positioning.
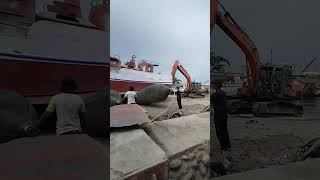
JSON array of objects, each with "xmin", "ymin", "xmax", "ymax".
[
  {"xmin": 215, "ymin": 12, "xmax": 261, "ymax": 91},
  {"xmin": 210, "ymin": 0, "xmax": 218, "ymax": 32},
  {"xmin": 171, "ymin": 60, "xmax": 193, "ymax": 91},
  {"xmin": 211, "ymin": 0, "xmax": 261, "ymax": 92}
]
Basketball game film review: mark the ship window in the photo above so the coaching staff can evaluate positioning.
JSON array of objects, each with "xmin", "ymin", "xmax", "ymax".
[{"xmin": 56, "ymin": 14, "xmax": 79, "ymax": 22}]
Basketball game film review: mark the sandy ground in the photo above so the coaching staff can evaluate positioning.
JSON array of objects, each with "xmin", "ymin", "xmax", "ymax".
[
  {"xmin": 210, "ymin": 114, "xmax": 320, "ymax": 177},
  {"xmin": 141, "ymin": 95, "xmax": 210, "ymax": 120},
  {"xmin": 110, "ymin": 94, "xmax": 320, "ymax": 178}
]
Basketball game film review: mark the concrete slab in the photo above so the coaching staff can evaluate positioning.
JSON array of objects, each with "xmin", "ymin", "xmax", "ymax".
[
  {"xmin": 143, "ymin": 112, "xmax": 210, "ymax": 157},
  {"xmin": 0, "ymin": 134, "xmax": 107, "ymax": 180},
  {"xmin": 215, "ymin": 158, "xmax": 320, "ymax": 180},
  {"xmin": 110, "ymin": 129, "xmax": 167, "ymax": 180},
  {"xmin": 110, "ymin": 104, "xmax": 151, "ymax": 127}
]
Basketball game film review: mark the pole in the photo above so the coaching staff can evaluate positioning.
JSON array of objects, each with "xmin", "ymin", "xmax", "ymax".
[{"xmin": 271, "ymin": 49, "xmax": 273, "ymax": 64}]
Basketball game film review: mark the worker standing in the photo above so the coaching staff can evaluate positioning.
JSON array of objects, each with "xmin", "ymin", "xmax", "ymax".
[
  {"xmin": 33, "ymin": 79, "xmax": 86, "ymax": 135},
  {"xmin": 176, "ymin": 86, "xmax": 182, "ymax": 109},
  {"xmin": 211, "ymin": 80, "xmax": 231, "ymax": 159},
  {"xmin": 122, "ymin": 86, "xmax": 137, "ymax": 104}
]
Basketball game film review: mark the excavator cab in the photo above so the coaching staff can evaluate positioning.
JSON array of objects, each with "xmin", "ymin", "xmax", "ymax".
[
  {"xmin": 257, "ymin": 64, "xmax": 293, "ymax": 98},
  {"xmin": 257, "ymin": 65, "xmax": 274, "ymax": 96},
  {"xmin": 191, "ymin": 82, "xmax": 202, "ymax": 92}
]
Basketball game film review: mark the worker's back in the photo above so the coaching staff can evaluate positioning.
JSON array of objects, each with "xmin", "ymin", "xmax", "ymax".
[
  {"xmin": 47, "ymin": 93, "xmax": 85, "ymax": 135},
  {"xmin": 124, "ymin": 91, "xmax": 137, "ymax": 104},
  {"xmin": 211, "ymin": 89, "xmax": 227, "ymax": 113}
]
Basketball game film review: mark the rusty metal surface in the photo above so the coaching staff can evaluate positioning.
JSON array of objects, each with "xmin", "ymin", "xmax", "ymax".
[
  {"xmin": 0, "ymin": 135, "xmax": 107, "ymax": 180},
  {"xmin": 110, "ymin": 104, "xmax": 151, "ymax": 127},
  {"xmin": 124, "ymin": 160, "xmax": 168, "ymax": 180}
]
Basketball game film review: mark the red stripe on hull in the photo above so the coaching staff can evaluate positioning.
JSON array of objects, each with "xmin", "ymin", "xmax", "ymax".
[
  {"xmin": 110, "ymin": 80, "xmax": 172, "ymax": 93},
  {"xmin": 0, "ymin": 59, "xmax": 108, "ymax": 100}
]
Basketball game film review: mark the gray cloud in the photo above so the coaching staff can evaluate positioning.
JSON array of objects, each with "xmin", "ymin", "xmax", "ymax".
[
  {"xmin": 212, "ymin": 0, "xmax": 320, "ymax": 73},
  {"xmin": 111, "ymin": 0, "xmax": 210, "ymax": 83}
]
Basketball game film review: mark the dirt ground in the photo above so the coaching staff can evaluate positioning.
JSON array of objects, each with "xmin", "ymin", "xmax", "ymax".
[
  {"xmin": 141, "ymin": 95, "xmax": 210, "ymax": 121},
  {"xmin": 210, "ymin": 114, "xmax": 320, "ymax": 177}
]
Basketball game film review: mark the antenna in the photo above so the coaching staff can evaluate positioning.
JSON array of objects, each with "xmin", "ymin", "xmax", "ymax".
[{"xmin": 270, "ymin": 49, "xmax": 273, "ymax": 64}]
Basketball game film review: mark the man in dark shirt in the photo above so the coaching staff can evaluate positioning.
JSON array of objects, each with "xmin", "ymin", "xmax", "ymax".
[
  {"xmin": 176, "ymin": 87, "xmax": 182, "ymax": 109},
  {"xmin": 211, "ymin": 80, "xmax": 231, "ymax": 158}
]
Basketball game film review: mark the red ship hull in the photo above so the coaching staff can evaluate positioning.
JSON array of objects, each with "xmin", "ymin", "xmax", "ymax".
[{"xmin": 0, "ymin": 53, "xmax": 108, "ymax": 104}]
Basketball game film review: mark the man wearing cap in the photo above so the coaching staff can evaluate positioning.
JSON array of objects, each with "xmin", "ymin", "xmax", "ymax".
[{"xmin": 211, "ymin": 80, "xmax": 231, "ymax": 159}]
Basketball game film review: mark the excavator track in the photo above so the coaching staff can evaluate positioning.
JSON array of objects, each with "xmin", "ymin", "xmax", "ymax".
[
  {"xmin": 252, "ymin": 101, "xmax": 303, "ymax": 117},
  {"xmin": 227, "ymin": 99, "xmax": 303, "ymax": 117}
]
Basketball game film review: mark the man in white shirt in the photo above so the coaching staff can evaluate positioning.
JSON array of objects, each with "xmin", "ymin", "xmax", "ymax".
[
  {"xmin": 32, "ymin": 79, "xmax": 86, "ymax": 135},
  {"xmin": 122, "ymin": 86, "xmax": 137, "ymax": 104}
]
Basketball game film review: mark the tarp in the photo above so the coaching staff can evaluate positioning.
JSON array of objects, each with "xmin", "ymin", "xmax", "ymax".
[
  {"xmin": 0, "ymin": 90, "xmax": 38, "ymax": 143},
  {"xmin": 110, "ymin": 89, "xmax": 121, "ymax": 107},
  {"xmin": 136, "ymin": 84, "xmax": 170, "ymax": 105},
  {"xmin": 83, "ymin": 90, "xmax": 108, "ymax": 137}
]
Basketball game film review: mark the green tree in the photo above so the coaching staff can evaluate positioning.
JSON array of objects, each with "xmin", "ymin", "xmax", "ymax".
[{"xmin": 210, "ymin": 51, "xmax": 231, "ymax": 73}]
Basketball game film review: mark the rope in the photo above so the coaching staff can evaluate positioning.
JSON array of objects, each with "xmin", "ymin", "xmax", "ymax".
[
  {"xmin": 151, "ymin": 96, "xmax": 175, "ymax": 122},
  {"xmin": 150, "ymin": 96, "xmax": 210, "ymax": 122},
  {"xmin": 200, "ymin": 105, "xmax": 210, "ymax": 113}
]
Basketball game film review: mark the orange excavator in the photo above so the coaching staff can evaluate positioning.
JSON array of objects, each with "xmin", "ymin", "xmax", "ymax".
[
  {"xmin": 216, "ymin": 6, "xmax": 260, "ymax": 93},
  {"xmin": 212, "ymin": 0, "xmax": 268, "ymax": 95},
  {"xmin": 171, "ymin": 60, "xmax": 205, "ymax": 97},
  {"xmin": 171, "ymin": 60, "xmax": 192, "ymax": 91},
  {"xmin": 210, "ymin": 0, "xmax": 303, "ymax": 116}
]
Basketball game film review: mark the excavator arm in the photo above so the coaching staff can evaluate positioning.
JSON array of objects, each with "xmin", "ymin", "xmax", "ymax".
[
  {"xmin": 171, "ymin": 60, "xmax": 193, "ymax": 91},
  {"xmin": 216, "ymin": 12, "xmax": 261, "ymax": 91},
  {"xmin": 211, "ymin": 0, "xmax": 261, "ymax": 92},
  {"xmin": 210, "ymin": 0, "xmax": 218, "ymax": 33}
]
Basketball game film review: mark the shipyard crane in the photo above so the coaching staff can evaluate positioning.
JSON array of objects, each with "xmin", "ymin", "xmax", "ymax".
[
  {"xmin": 210, "ymin": 0, "xmax": 303, "ymax": 116},
  {"xmin": 301, "ymin": 57, "xmax": 319, "ymax": 73}
]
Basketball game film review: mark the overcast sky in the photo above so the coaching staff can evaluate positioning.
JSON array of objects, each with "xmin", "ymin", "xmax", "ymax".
[
  {"xmin": 212, "ymin": 0, "xmax": 320, "ymax": 73},
  {"xmin": 111, "ymin": 0, "xmax": 210, "ymax": 84}
]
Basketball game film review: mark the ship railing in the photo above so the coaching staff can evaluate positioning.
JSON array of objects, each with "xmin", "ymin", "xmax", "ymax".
[
  {"xmin": 111, "ymin": 54, "xmax": 121, "ymax": 59},
  {"xmin": 91, "ymin": 0, "xmax": 108, "ymax": 8}
]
